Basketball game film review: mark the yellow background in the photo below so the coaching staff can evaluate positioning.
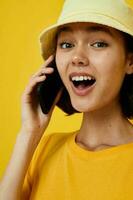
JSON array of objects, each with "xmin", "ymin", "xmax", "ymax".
[
  {"xmin": 0, "ymin": 0, "xmax": 133, "ymax": 178},
  {"xmin": 0, "ymin": 0, "xmax": 82, "ymax": 178}
]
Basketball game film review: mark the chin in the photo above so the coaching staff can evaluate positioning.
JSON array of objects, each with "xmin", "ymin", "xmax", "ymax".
[
  {"xmin": 70, "ymin": 96, "xmax": 109, "ymax": 113},
  {"xmin": 71, "ymin": 100, "xmax": 95, "ymax": 113}
]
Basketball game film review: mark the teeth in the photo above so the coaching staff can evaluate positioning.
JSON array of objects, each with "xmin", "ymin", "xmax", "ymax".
[{"xmin": 71, "ymin": 76, "xmax": 94, "ymax": 81}]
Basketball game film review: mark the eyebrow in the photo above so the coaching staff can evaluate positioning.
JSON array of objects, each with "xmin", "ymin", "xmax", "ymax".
[{"xmin": 57, "ymin": 25, "xmax": 114, "ymax": 38}]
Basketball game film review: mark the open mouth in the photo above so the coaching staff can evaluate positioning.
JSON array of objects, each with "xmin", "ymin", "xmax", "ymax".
[{"xmin": 70, "ymin": 75, "xmax": 96, "ymax": 89}]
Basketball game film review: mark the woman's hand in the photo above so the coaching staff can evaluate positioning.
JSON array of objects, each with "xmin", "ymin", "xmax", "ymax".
[
  {"xmin": 0, "ymin": 55, "xmax": 62, "ymax": 199},
  {"xmin": 20, "ymin": 55, "xmax": 60, "ymax": 140}
]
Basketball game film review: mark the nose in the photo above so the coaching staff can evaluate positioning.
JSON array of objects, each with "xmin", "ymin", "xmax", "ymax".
[{"xmin": 71, "ymin": 48, "xmax": 89, "ymax": 67}]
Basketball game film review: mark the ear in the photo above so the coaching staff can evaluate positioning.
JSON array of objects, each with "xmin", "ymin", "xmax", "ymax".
[{"xmin": 126, "ymin": 53, "xmax": 133, "ymax": 75}]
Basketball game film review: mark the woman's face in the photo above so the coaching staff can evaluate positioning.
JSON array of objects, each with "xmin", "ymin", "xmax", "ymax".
[{"xmin": 55, "ymin": 22, "xmax": 131, "ymax": 113}]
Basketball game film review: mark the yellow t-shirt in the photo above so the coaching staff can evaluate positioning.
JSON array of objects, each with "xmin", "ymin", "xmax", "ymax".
[{"xmin": 22, "ymin": 131, "xmax": 133, "ymax": 199}]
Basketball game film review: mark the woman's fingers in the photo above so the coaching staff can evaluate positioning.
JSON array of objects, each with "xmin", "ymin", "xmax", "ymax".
[
  {"xmin": 31, "ymin": 54, "xmax": 54, "ymax": 78},
  {"xmin": 41, "ymin": 54, "xmax": 54, "ymax": 68},
  {"xmin": 31, "ymin": 67, "xmax": 54, "ymax": 78},
  {"xmin": 25, "ymin": 75, "xmax": 46, "ymax": 94},
  {"xmin": 22, "ymin": 55, "xmax": 55, "ymax": 103}
]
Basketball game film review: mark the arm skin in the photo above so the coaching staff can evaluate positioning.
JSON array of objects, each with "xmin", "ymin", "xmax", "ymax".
[
  {"xmin": 0, "ymin": 55, "xmax": 61, "ymax": 199},
  {"xmin": 0, "ymin": 128, "xmax": 43, "ymax": 199}
]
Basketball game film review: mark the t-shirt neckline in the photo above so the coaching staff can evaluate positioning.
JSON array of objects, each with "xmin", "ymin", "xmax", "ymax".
[{"xmin": 67, "ymin": 131, "xmax": 133, "ymax": 160}]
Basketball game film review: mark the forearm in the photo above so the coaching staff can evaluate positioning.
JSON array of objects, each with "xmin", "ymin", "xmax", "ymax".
[
  {"xmin": 0, "ymin": 129, "xmax": 40, "ymax": 200},
  {"xmin": 0, "ymin": 55, "xmax": 55, "ymax": 199}
]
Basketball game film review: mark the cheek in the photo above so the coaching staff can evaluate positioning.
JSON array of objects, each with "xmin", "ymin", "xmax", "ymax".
[
  {"xmin": 55, "ymin": 53, "xmax": 68, "ymax": 86},
  {"xmin": 55, "ymin": 53, "xmax": 64, "ymax": 74},
  {"xmin": 93, "ymin": 50, "xmax": 126, "ymax": 77},
  {"xmin": 93, "ymin": 51, "xmax": 126, "ymax": 94},
  {"xmin": 55, "ymin": 52, "xmax": 62, "ymax": 68}
]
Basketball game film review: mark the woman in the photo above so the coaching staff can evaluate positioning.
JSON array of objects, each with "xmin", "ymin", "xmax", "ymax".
[{"xmin": 1, "ymin": 0, "xmax": 133, "ymax": 199}]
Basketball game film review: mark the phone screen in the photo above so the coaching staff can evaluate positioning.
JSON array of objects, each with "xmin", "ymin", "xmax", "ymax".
[{"xmin": 37, "ymin": 60, "xmax": 63, "ymax": 114}]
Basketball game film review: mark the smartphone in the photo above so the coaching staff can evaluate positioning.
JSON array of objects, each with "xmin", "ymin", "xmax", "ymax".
[{"xmin": 37, "ymin": 59, "xmax": 63, "ymax": 114}]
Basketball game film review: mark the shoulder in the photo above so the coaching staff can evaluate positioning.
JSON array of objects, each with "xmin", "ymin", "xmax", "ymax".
[
  {"xmin": 38, "ymin": 131, "xmax": 74, "ymax": 150},
  {"xmin": 22, "ymin": 131, "xmax": 75, "ymax": 196},
  {"xmin": 29, "ymin": 131, "xmax": 75, "ymax": 169}
]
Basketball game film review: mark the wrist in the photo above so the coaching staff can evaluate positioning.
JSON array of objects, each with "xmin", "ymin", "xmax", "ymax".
[{"xmin": 17, "ymin": 128, "xmax": 42, "ymax": 151}]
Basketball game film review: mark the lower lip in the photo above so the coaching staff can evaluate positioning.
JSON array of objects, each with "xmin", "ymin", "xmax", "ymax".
[{"xmin": 71, "ymin": 82, "xmax": 96, "ymax": 96}]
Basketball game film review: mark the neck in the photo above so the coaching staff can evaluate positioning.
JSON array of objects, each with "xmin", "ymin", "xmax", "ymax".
[{"xmin": 77, "ymin": 103, "xmax": 133, "ymax": 149}]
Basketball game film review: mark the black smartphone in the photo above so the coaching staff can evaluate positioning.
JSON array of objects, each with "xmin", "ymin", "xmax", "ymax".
[{"xmin": 37, "ymin": 59, "xmax": 63, "ymax": 114}]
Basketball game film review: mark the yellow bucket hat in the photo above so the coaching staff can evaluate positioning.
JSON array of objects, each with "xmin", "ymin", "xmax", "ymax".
[{"xmin": 39, "ymin": 0, "xmax": 133, "ymax": 60}]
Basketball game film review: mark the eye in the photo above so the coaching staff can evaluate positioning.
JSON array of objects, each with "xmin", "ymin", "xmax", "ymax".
[
  {"xmin": 59, "ymin": 42, "xmax": 74, "ymax": 49},
  {"xmin": 91, "ymin": 41, "xmax": 108, "ymax": 48}
]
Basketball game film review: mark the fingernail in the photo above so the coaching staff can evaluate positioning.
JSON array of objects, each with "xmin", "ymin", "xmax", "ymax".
[{"xmin": 50, "ymin": 54, "xmax": 54, "ymax": 59}]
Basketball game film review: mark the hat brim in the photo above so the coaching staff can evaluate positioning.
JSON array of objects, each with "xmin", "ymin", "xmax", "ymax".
[{"xmin": 39, "ymin": 12, "xmax": 133, "ymax": 60}]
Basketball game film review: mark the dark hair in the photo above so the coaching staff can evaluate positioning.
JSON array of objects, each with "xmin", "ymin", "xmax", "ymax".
[
  {"xmin": 119, "ymin": 32, "xmax": 133, "ymax": 119},
  {"xmin": 56, "ymin": 32, "xmax": 133, "ymax": 119}
]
